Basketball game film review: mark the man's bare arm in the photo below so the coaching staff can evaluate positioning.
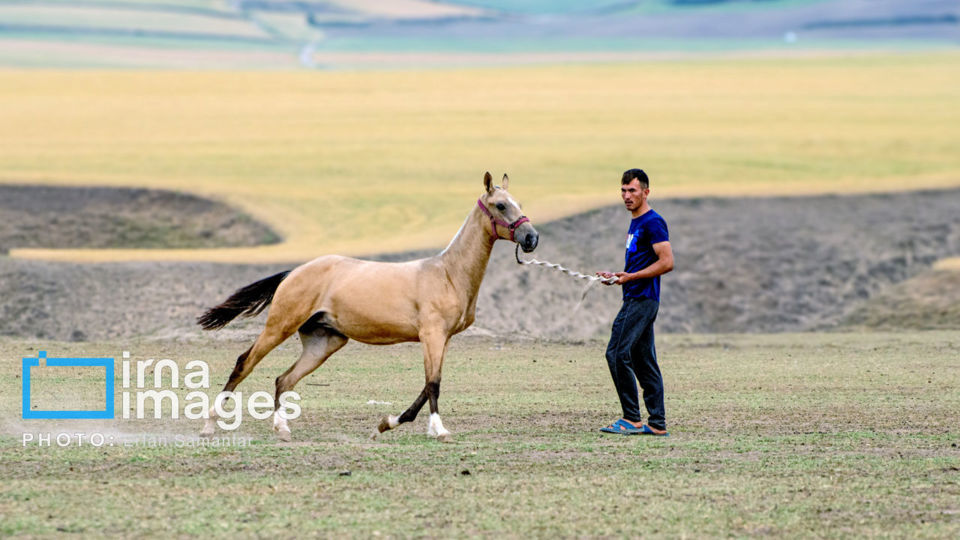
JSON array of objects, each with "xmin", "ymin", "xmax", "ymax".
[{"xmin": 611, "ymin": 241, "xmax": 674, "ymax": 285}]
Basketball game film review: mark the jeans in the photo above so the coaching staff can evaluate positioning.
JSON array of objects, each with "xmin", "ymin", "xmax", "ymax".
[{"xmin": 605, "ymin": 296, "xmax": 665, "ymax": 430}]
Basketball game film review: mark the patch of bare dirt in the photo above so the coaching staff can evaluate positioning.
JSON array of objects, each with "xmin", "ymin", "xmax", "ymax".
[
  {"xmin": 476, "ymin": 188, "xmax": 960, "ymax": 338},
  {"xmin": 839, "ymin": 269, "xmax": 960, "ymax": 330},
  {"xmin": 0, "ymin": 187, "xmax": 958, "ymax": 341},
  {"xmin": 0, "ymin": 184, "xmax": 280, "ymax": 253}
]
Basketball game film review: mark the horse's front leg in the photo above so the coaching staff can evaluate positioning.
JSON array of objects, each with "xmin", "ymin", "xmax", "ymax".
[
  {"xmin": 422, "ymin": 331, "xmax": 451, "ymax": 442},
  {"xmin": 373, "ymin": 328, "xmax": 452, "ymax": 442}
]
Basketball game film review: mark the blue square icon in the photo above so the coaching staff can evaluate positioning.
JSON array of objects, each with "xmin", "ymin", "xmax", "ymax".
[{"xmin": 22, "ymin": 351, "xmax": 115, "ymax": 419}]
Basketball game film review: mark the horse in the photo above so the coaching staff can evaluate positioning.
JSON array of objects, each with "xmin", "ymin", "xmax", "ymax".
[{"xmin": 196, "ymin": 172, "xmax": 539, "ymax": 442}]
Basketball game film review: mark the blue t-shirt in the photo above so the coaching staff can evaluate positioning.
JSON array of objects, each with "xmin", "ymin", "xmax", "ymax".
[{"xmin": 622, "ymin": 209, "xmax": 669, "ymax": 302}]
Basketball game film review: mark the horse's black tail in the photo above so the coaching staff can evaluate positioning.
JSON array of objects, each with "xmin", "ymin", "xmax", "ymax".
[{"xmin": 197, "ymin": 270, "xmax": 292, "ymax": 331}]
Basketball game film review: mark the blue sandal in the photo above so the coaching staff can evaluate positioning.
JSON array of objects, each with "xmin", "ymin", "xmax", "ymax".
[
  {"xmin": 599, "ymin": 419, "xmax": 643, "ymax": 435},
  {"xmin": 638, "ymin": 424, "xmax": 670, "ymax": 437}
]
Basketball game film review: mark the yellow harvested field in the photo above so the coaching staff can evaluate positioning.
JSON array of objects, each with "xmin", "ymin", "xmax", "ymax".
[
  {"xmin": 934, "ymin": 258, "xmax": 960, "ymax": 271},
  {"xmin": 1, "ymin": 53, "xmax": 958, "ymax": 262}
]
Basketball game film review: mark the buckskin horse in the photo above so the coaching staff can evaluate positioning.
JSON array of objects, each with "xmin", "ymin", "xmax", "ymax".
[{"xmin": 197, "ymin": 172, "xmax": 539, "ymax": 442}]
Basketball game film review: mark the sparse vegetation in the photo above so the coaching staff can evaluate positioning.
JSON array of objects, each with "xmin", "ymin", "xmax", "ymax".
[{"xmin": 2, "ymin": 332, "xmax": 958, "ymax": 536}]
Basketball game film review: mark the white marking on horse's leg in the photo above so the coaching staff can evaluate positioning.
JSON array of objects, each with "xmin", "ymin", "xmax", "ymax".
[
  {"xmin": 273, "ymin": 410, "xmax": 289, "ymax": 431},
  {"xmin": 199, "ymin": 406, "xmax": 217, "ymax": 437},
  {"xmin": 427, "ymin": 412, "xmax": 451, "ymax": 441},
  {"xmin": 372, "ymin": 414, "xmax": 401, "ymax": 441},
  {"xmin": 377, "ymin": 413, "xmax": 400, "ymax": 434},
  {"xmin": 273, "ymin": 410, "xmax": 291, "ymax": 441}
]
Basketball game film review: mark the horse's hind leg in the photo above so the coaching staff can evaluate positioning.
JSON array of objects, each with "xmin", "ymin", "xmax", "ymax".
[
  {"xmin": 272, "ymin": 328, "xmax": 348, "ymax": 441},
  {"xmin": 200, "ymin": 321, "xmax": 298, "ymax": 437}
]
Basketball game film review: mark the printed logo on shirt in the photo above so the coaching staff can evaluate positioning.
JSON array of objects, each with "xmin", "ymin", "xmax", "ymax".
[{"xmin": 625, "ymin": 233, "xmax": 637, "ymax": 252}]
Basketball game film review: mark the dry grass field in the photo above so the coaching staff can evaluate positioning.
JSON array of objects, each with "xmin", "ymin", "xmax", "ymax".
[
  {"xmin": 2, "ymin": 332, "xmax": 958, "ymax": 536},
  {"xmin": 2, "ymin": 52, "xmax": 958, "ymax": 262}
]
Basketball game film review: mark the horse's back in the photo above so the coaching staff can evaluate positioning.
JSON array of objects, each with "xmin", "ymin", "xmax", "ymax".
[{"xmin": 285, "ymin": 254, "xmax": 428, "ymax": 344}]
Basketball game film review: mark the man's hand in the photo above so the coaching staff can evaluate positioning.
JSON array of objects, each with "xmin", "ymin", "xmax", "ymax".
[{"xmin": 596, "ymin": 271, "xmax": 629, "ymax": 286}]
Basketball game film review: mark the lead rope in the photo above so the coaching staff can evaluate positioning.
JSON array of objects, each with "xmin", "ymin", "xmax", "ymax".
[
  {"xmin": 514, "ymin": 244, "xmax": 618, "ymax": 310},
  {"xmin": 514, "ymin": 244, "xmax": 618, "ymax": 284}
]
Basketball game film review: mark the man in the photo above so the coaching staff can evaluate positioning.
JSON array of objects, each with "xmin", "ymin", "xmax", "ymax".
[{"xmin": 596, "ymin": 168, "xmax": 674, "ymax": 436}]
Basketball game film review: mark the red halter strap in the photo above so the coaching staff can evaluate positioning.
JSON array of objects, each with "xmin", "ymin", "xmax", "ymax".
[{"xmin": 477, "ymin": 198, "xmax": 530, "ymax": 242}]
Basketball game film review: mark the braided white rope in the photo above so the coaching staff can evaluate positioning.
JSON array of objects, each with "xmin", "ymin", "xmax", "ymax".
[{"xmin": 515, "ymin": 244, "xmax": 618, "ymax": 285}]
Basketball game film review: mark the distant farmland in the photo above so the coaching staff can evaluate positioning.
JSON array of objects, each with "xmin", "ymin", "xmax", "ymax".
[{"xmin": 1, "ymin": 0, "xmax": 955, "ymax": 68}]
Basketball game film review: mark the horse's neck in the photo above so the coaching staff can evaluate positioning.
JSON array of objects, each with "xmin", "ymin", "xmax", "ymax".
[{"xmin": 439, "ymin": 206, "xmax": 495, "ymax": 298}]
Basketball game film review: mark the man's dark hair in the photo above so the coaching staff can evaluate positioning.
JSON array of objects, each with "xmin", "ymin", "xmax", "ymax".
[{"xmin": 622, "ymin": 168, "xmax": 649, "ymax": 188}]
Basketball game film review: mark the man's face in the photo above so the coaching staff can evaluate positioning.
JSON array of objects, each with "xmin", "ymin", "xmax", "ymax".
[{"xmin": 621, "ymin": 179, "xmax": 648, "ymax": 211}]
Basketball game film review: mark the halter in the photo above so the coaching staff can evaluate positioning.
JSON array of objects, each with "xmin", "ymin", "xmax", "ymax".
[{"xmin": 477, "ymin": 198, "xmax": 530, "ymax": 243}]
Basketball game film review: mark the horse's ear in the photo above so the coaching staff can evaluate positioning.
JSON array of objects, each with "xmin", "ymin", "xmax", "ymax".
[
  {"xmin": 501, "ymin": 173, "xmax": 510, "ymax": 191},
  {"xmin": 483, "ymin": 171, "xmax": 493, "ymax": 194}
]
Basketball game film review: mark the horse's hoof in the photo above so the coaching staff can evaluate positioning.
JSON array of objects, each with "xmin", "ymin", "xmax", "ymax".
[
  {"xmin": 437, "ymin": 433, "xmax": 454, "ymax": 444},
  {"xmin": 369, "ymin": 430, "xmax": 380, "ymax": 441},
  {"xmin": 199, "ymin": 426, "xmax": 215, "ymax": 438},
  {"xmin": 377, "ymin": 416, "xmax": 392, "ymax": 433},
  {"xmin": 276, "ymin": 429, "xmax": 292, "ymax": 442}
]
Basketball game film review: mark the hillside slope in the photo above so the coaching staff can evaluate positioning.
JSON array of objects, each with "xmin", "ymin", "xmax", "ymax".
[{"xmin": 1, "ymin": 188, "xmax": 957, "ymax": 341}]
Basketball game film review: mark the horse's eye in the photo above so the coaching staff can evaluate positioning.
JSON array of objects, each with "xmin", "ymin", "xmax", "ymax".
[{"xmin": 496, "ymin": 203, "xmax": 506, "ymax": 212}]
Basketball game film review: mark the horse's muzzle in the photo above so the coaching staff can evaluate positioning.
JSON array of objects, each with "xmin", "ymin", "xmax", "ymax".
[{"xmin": 520, "ymin": 227, "xmax": 539, "ymax": 253}]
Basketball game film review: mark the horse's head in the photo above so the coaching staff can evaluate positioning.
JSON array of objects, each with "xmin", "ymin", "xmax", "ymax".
[{"xmin": 479, "ymin": 171, "xmax": 539, "ymax": 253}]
